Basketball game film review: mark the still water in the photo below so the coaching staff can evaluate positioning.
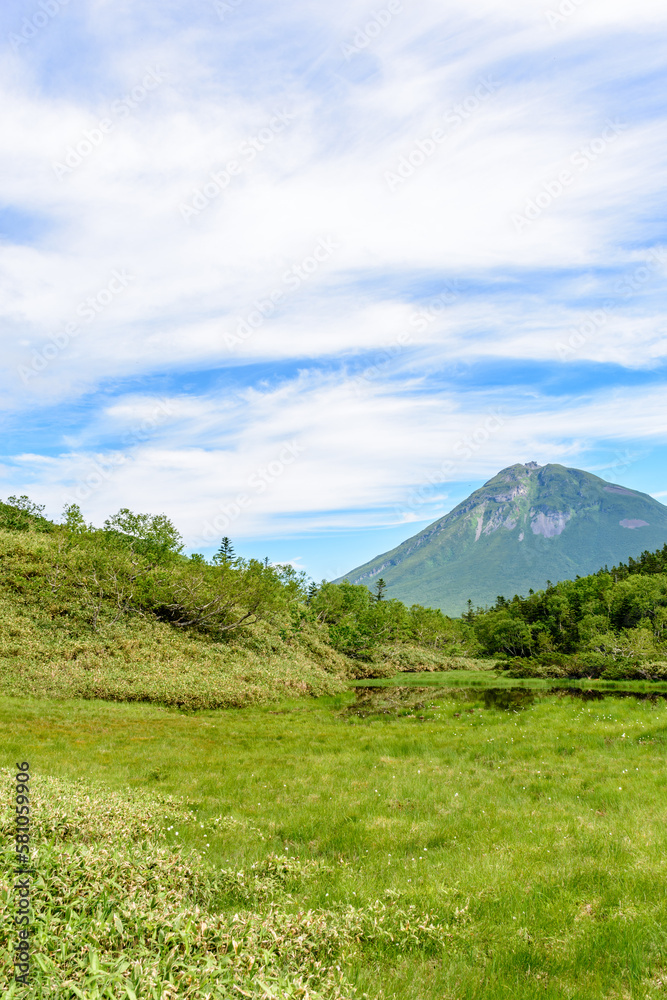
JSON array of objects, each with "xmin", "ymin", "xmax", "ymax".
[{"xmin": 345, "ymin": 684, "xmax": 667, "ymax": 718}]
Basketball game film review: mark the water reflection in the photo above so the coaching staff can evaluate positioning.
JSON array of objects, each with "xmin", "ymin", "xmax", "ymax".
[
  {"xmin": 345, "ymin": 683, "xmax": 667, "ymax": 718},
  {"xmin": 483, "ymin": 688, "xmax": 535, "ymax": 711},
  {"xmin": 549, "ymin": 687, "xmax": 667, "ymax": 703}
]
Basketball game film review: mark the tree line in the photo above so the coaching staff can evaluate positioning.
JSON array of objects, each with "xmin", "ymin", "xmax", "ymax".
[{"xmin": 466, "ymin": 545, "xmax": 667, "ymax": 671}]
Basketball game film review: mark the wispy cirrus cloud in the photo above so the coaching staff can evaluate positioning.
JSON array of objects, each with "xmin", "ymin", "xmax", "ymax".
[{"xmin": 1, "ymin": 0, "xmax": 667, "ymax": 578}]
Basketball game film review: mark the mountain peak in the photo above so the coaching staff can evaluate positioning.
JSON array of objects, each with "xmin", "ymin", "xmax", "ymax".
[{"xmin": 337, "ymin": 462, "xmax": 667, "ymax": 614}]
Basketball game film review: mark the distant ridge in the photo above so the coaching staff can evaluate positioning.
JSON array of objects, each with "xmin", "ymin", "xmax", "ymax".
[{"xmin": 336, "ymin": 462, "xmax": 667, "ymax": 615}]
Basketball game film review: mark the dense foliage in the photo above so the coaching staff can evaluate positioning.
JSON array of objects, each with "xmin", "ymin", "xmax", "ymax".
[
  {"xmin": 0, "ymin": 496, "xmax": 465, "ymax": 653},
  {"xmin": 305, "ymin": 580, "xmax": 463, "ymax": 657},
  {"xmin": 467, "ymin": 544, "xmax": 667, "ymax": 676}
]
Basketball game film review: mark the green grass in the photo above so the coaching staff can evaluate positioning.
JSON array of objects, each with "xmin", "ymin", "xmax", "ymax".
[
  {"xmin": 353, "ymin": 669, "xmax": 667, "ymax": 692},
  {"xmin": 3, "ymin": 680, "xmax": 667, "ymax": 997}
]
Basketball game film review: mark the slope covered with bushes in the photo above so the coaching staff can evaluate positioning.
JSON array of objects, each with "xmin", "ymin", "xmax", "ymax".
[{"xmin": 0, "ymin": 498, "xmax": 471, "ymax": 707}]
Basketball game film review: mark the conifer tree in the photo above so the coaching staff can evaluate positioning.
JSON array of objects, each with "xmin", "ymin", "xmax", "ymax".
[{"xmin": 213, "ymin": 536, "xmax": 235, "ymax": 564}]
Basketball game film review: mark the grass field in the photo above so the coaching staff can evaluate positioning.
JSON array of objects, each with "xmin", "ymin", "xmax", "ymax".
[{"xmin": 2, "ymin": 679, "xmax": 667, "ymax": 998}]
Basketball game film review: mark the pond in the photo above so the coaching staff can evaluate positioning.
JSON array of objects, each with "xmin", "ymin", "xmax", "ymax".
[{"xmin": 344, "ymin": 681, "xmax": 667, "ymax": 718}]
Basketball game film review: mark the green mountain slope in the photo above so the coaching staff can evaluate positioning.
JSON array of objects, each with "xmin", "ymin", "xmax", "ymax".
[{"xmin": 337, "ymin": 462, "xmax": 667, "ymax": 614}]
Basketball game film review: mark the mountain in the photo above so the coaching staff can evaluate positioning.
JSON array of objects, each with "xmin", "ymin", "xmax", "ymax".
[{"xmin": 336, "ymin": 462, "xmax": 667, "ymax": 615}]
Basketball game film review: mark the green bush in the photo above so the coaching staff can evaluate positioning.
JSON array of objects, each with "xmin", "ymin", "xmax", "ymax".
[{"xmin": 497, "ymin": 651, "xmax": 667, "ymax": 680}]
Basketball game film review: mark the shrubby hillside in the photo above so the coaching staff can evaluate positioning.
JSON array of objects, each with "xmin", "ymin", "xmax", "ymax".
[{"xmin": 0, "ymin": 497, "xmax": 471, "ymax": 708}]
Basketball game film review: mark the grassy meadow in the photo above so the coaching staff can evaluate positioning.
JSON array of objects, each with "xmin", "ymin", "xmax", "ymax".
[
  {"xmin": 3, "ymin": 509, "xmax": 667, "ymax": 996},
  {"xmin": 3, "ymin": 682, "xmax": 667, "ymax": 998}
]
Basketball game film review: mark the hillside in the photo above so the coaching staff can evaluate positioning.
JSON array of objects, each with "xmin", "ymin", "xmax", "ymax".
[
  {"xmin": 6, "ymin": 489, "xmax": 667, "ymax": 703},
  {"xmin": 0, "ymin": 499, "xmax": 470, "ymax": 708},
  {"xmin": 337, "ymin": 462, "xmax": 667, "ymax": 615}
]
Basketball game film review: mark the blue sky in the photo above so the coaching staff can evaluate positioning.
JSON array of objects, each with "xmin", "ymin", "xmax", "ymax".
[{"xmin": 1, "ymin": 0, "xmax": 666, "ymax": 582}]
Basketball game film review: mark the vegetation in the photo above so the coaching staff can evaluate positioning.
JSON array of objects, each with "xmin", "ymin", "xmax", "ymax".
[
  {"xmin": 0, "ymin": 497, "xmax": 471, "ymax": 709},
  {"xmin": 3, "ymin": 685, "xmax": 667, "ymax": 997},
  {"xmin": 4, "ymin": 493, "xmax": 667, "ymax": 995},
  {"xmin": 307, "ymin": 580, "xmax": 464, "ymax": 661},
  {"xmin": 465, "ymin": 544, "xmax": 667, "ymax": 678},
  {"xmin": 4, "ymin": 490, "xmax": 667, "ymax": 691}
]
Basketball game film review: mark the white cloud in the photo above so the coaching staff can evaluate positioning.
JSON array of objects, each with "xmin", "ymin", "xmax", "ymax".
[
  {"xmin": 1, "ymin": 0, "xmax": 666, "ymax": 564},
  {"xmin": 4, "ymin": 375, "xmax": 667, "ymax": 544}
]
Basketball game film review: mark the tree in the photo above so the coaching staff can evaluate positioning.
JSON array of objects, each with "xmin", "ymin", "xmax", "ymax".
[
  {"xmin": 213, "ymin": 536, "xmax": 235, "ymax": 564},
  {"xmin": 473, "ymin": 611, "xmax": 534, "ymax": 657},
  {"xmin": 103, "ymin": 508, "xmax": 183, "ymax": 561},
  {"xmin": 6, "ymin": 495, "xmax": 46, "ymax": 517},
  {"xmin": 274, "ymin": 563, "xmax": 308, "ymax": 602},
  {"xmin": 158, "ymin": 557, "xmax": 287, "ymax": 636},
  {"xmin": 61, "ymin": 502, "xmax": 88, "ymax": 534},
  {"xmin": 1, "ymin": 495, "xmax": 50, "ymax": 532},
  {"xmin": 407, "ymin": 604, "xmax": 458, "ymax": 648},
  {"xmin": 373, "ymin": 578, "xmax": 387, "ymax": 602}
]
